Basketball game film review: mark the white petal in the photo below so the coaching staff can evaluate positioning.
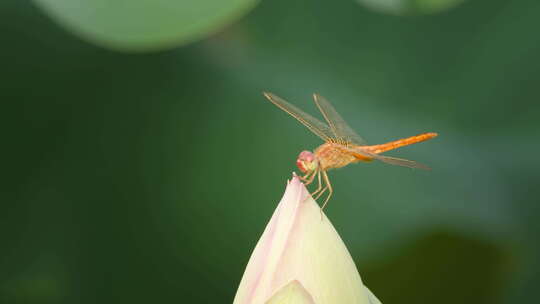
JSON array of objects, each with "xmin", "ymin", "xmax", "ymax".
[
  {"xmin": 364, "ymin": 286, "xmax": 382, "ymax": 304},
  {"xmin": 265, "ymin": 280, "xmax": 315, "ymax": 304},
  {"xmin": 234, "ymin": 175, "xmax": 380, "ymax": 304}
]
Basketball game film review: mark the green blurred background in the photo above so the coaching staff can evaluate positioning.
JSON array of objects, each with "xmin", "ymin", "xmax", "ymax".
[{"xmin": 1, "ymin": 0, "xmax": 539, "ymax": 303}]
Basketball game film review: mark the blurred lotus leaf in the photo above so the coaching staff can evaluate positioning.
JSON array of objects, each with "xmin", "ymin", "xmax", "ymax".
[
  {"xmin": 31, "ymin": 0, "xmax": 259, "ymax": 51},
  {"xmin": 357, "ymin": 0, "xmax": 466, "ymax": 15}
]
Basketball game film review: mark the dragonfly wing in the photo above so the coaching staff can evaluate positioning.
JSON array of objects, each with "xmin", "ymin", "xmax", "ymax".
[
  {"xmin": 349, "ymin": 147, "xmax": 431, "ymax": 170},
  {"xmin": 371, "ymin": 155, "xmax": 431, "ymax": 170},
  {"xmin": 264, "ymin": 92, "xmax": 334, "ymax": 142},
  {"xmin": 312, "ymin": 93, "xmax": 367, "ymax": 145}
]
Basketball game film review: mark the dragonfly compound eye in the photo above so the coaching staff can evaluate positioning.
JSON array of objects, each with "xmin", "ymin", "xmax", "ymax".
[
  {"xmin": 296, "ymin": 159, "xmax": 308, "ymax": 173},
  {"xmin": 296, "ymin": 151, "xmax": 316, "ymax": 173}
]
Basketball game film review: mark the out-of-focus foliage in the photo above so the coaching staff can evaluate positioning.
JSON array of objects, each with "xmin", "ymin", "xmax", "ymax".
[
  {"xmin": 32, "ymin": 0, "xmax": 258, "ymax": 51},
  {"xmin": 357, "ymin": 0, "xmax": 466, "ymax": 15},
  {"xmin": 1, "ymin": 0, "xmax": 539, "ymax": 303}
]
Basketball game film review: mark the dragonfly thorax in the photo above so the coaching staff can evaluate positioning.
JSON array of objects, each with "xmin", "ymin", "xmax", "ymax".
[{"xmin": 296, "ymin": 150, "xmax": 319, "ymax": 174}]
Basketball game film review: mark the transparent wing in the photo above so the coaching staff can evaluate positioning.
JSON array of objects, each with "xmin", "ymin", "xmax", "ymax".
[
  {"xmin": 372, "ymin": 155, "xmax": 431, "ymax": 170},
  {"xmin": 264, "ymin": 92, "xmax": 334, "ymax": 142},
  {"xmin": 312, "ymin": 93, "xmax": 367, "ymax": 145},
  {"xmin": 349, "ymin": 147, "xmax": 431, "ymax": 170}
]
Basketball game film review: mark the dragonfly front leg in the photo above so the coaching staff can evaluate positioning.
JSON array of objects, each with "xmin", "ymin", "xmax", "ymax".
[{"xmin": 300, "ymin": 170, "xmax": 317, "ymax": 186}]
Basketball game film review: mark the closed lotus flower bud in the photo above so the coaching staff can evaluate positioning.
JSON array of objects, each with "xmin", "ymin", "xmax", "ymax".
[{"xmin": 233, "ymin": 174, "xmax": 381, "ymax": 304}]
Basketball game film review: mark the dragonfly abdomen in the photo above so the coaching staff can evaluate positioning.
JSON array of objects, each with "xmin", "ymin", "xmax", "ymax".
[{"xmin": 363, "ymin": 132, "xmax": 438, "ymax": 154}]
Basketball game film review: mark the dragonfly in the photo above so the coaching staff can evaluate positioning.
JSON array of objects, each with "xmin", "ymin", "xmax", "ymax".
[{"xmin": 263, "ymin": 92, "xmax": 438, "ymax": 211}]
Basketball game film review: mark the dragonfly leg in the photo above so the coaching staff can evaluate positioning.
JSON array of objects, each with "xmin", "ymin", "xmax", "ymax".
[
  {"xmin": 305, "ymin": 172, "xmax": 316, "ymax": 186},
  {"xmin": 301, "ymin": 170, "xmax": 317, "ymax": 186},
  {"xmin": 299, "ymin": 171, "xmax": 311, "ymax": 183},
  {"xmin": 310, "ymin": 170, "xmax": 323, "ymax": 198},
  {"xmin": 320, "ymin": 170, "xmax": 333, "ymax": 212},
  {"xmin": 313, "ymin": 182, "xmax": 328, "ymax": 201},
  {"xmin": 316, "ymin": 187, "xmax": 329, "ymax": 220}
]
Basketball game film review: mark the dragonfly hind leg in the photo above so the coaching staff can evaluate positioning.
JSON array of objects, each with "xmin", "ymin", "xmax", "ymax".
[
  {"xmin": 313, "ymin": 182, "xmax": 328, "ymax": 201},
  {"xmin": 309, "ymin": 170, "xmax": 323, "ymax": 198},
  {"xmin": 302, "ymin": 170, "xmax": 333, "ymax": 219},
  {"xmin": 320, "ymin": 170, "xmax": 333, "ymax": 212}
]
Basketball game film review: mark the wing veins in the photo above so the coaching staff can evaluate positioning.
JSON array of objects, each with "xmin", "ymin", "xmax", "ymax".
[
  {"xmin": 312, "ymin": 94, "xmax": 367, "ymax": 145},
  {"xmin": 350, "ymin": 147, "xmax": 431, "ymax": 170},
  {"xmin": 263, "ymin": 92, "xmax": 333, "ymax": 141},
  {"xmin": 313, "ymin": 95, "xmax": 340, "ymax": 140}
]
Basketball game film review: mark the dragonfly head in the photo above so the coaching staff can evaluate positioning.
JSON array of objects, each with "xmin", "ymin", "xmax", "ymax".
[{"xmin": 296, "ymin": 150, "xmax": 318, "ymax": 174}]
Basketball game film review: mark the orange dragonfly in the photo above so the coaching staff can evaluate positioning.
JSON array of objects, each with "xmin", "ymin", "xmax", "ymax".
[{"xmin": 263, "ymin": 92, "xmax": 438, "ymax": 210}]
